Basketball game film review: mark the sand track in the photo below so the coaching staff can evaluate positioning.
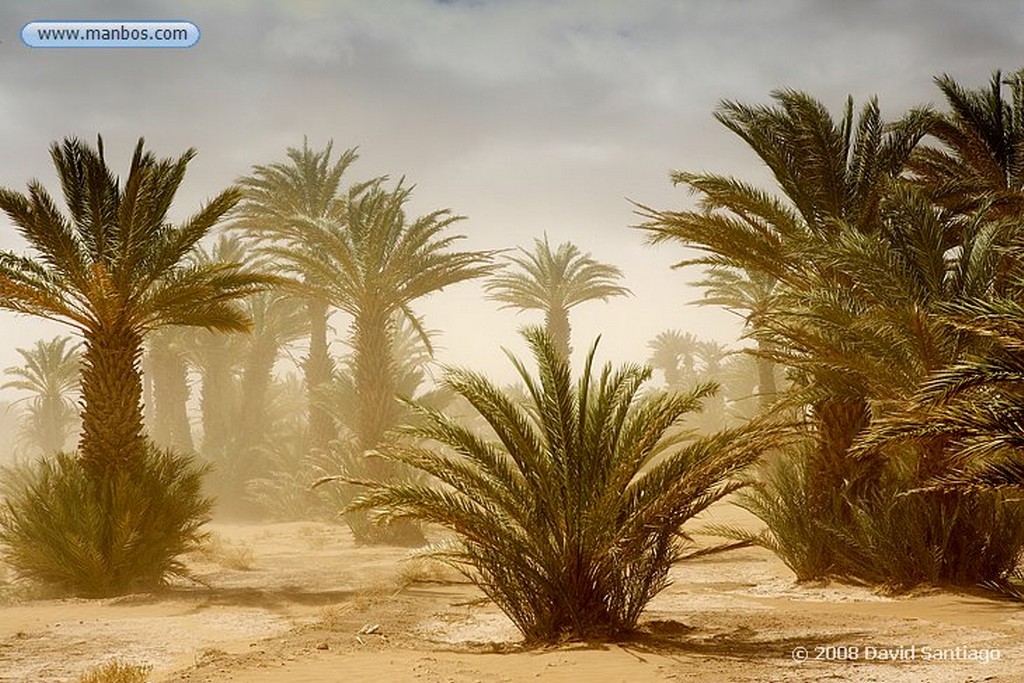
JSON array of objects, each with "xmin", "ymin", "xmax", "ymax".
[{"xmin": 1, "ymin": 510, "xmax": 1022, "ymax": 683}]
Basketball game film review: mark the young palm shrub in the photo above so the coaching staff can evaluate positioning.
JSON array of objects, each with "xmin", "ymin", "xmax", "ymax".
[
  {"xmin": 729, "ymin": 447, "xmax": 1024, "ymax": 589},
  {"xmin": 0, "ymin": 442, "xmax": 211, "ymax": 597},
  {"xmin": 343, "ymin": 326, "xmax": 780, "ymax": 643},
  {"xmin": 725, "ymin": 448, "xmax": 840, "ymax": 581}
]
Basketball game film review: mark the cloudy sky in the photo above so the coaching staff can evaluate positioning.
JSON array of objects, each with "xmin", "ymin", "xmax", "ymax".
[{"xmin": 0, "ymin": 0, "xmax": 1021, "ymax": 391}]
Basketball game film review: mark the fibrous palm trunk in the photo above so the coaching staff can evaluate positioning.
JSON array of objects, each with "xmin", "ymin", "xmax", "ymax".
[
  {"xmin": 546, "ymin": 305, "xmax": 572, "ymax": 358},
  {"xmin": 149, "ymin": 340, "xmax": 194, "ymax": 452},
  {"xmin": 37, "ymin": 396, "xmax": 70, "ymax": 454},
  {"xmin": 236, "ymin": 333, "xmax": 279, "ymax": 466},
  {"xmin": 200, "ymin": 335, "xmax": 234, "ymax": 458},
  {"xmin": 78, "ymin": 323, "xmax": 147, "ymax": 481},
  {"xmin": 353, "ymin": 303, "xmax": 398, "ymax": 465},
  {"xmin": 305, "ymin": 296, "xmax": 336, "ymax": 453},
  {"xmin": 809, "ymin": 397, "xmax": 874, "ymax": 513},
  {"xmin": 348, "ymin": 303, "xmax": 423, "ymax": 546}
]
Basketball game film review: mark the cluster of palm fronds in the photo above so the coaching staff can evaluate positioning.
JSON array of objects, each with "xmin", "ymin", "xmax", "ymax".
[
  {"xmin": 725, "ymin": 450, "xmax": 1024, "ymax": 590},
  {"xmin": 0, "ymin": 443, "xmax": 211, "ymax": 597},
  {"xmin": 343, "ymin": 327, "xmax": 781, "ymax": 643},
  {"xmin": 639, "ymin": 69, "xmax": 1024, "ymax": 590}
]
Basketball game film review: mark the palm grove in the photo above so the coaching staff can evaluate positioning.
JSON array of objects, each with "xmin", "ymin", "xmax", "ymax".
[{"xmin": 0, "ymin": 69, "xmax": 1022, "ymax": 642}]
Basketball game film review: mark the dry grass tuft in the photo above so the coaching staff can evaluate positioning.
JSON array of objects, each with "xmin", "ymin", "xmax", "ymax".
[
  {"xmin": 76, "ymin": 660, "xmax": 151, "ymax": 683},
  {"xmin": 396, "ymin": 557, "xmax": 460, "ymax": 586},
  {"xmin": 318, "ymin": 602, "xmax": 355, "ymax": 629},
  {"xmin": 192, "ymin": 533, "xmax": 255, "ymax": 571},
  {"xmin": 298, "ymin": 523, "xmax": 340, "ymax": 550}
]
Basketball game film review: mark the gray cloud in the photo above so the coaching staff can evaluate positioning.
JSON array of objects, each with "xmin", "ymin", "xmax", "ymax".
[{"xmin": 0, "ymin": 0, "xmax": 1021, "ymax": 386}]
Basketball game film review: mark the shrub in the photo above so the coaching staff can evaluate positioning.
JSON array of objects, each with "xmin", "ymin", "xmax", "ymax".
[
  {"xmin": 344, "ymin": 327, "xmax": 780, "ymax": 643},
  {"xmin": 721, "ymin": 450, "xmax": 839, "ymax": 581},
  {"xmin": 728, "ymin": 448, "xmax": 1024, "ymax": 590},
  {"xmin": 192, "ymin": 533, "xmax": 255, "ymax": 571},
  {"xmin": 77, "ymin": 661, "xmax": 151, "ymax": 683},
  {"xmin": 0, "ymin": 443, "xmax": 212, "ymax": 597}
]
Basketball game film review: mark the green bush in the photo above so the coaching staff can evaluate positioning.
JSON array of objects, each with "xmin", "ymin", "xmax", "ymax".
[
  {"xmin": 730, "ymin": 449, "xmax": 1024, "ymax": 590},
  {"xmin": 345, "ymin": 327, "xmax": 780, "ymax": 643},
  {"xmin": 721, "ymin": 451, "xmax": 838, "ymax": 581},
  {"xmin": 0, "ymin": 444, "xmax": 212, "ymax": 597}
]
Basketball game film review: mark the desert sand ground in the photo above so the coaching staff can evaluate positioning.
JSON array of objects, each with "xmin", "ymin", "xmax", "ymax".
[{"xmin": 1, "ymin": 502, "xmax": 1022, "ymax": 683}]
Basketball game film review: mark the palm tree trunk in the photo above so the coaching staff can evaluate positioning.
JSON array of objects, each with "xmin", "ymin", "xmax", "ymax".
[
  {"xmin": 305, "ymin": 296, "xmax": 335, "ymax": 452},
  {"xmin": 39, "ymin": 395, "xmax": 68, "ymax": 454},
  {"xmin": 809, "ymin": 397, "xmax": 873, "ymax": 512},
  {"xmin": 78, "ymin": 323, "xmax": 147, "ymax": 481},
  {"xmin": 546, "ymin": 306, "xmax": 572, "ymax": 358},
  {"xmin": 237, "ymin": 333, "xmax": 278, "ymax": 462},
  {"xmin": 199, "ymin": 334, "xmax": 234, "ymax": 457},
  {"xmin": 349, "ymin": 304, "xmax": 423, "ymax": 546},
  {"xmin": 149, "ymin": 339, "xmax": 194, "ymax": 452},
  {"xmin": 353, "ymin": 303, "xmax": 398, "ymax": 463},
  {"xmin": 756, "ymin": 339, "xmax": 778, "ymax": 411}
]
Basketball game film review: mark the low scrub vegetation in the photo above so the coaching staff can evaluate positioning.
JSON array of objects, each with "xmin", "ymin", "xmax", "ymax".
[
  {"xmin": 0, "ymin": 444, "xmax": 211, "ymax": 597},
  {"xmin": 192, "ymin": 533, "xmax": 255, "ymax": 571},
  {"xmin": 76, "ymin": 660, "xmax": 151, "ymax": 683},
  {"xmin": 724, "ymin": 451, "xmax": 1024, "ymax": 590},
  {"xmin": 345, "ymin": 327, "xmax": 780, "ymax": 643}
]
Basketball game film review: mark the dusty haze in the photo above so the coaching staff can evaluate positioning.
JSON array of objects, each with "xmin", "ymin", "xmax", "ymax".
[{"xmin": 0, "ymin": 0, "xmax": 1020, "ymax": 406}]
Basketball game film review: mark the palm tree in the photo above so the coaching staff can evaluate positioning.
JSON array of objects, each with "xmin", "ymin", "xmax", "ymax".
[
  {"xmin": 721, "ymin": 183, "xmax": 1024, "ymax": 587},
  {"xmin": 145, "ymin": 327, "xmax": 195, "ymax": 452},
  {"xmin": 3, "ymin": 336, "xmax": 81, "ymax": 455},
  {"xmin": 636, "ymin": 91, "xmax": 932, "ymax": 500},
  {"xmin": 233, "ymin": 140, "xmax": 367, "ymax": 454},
  {"xmin": 691, "ymin": 267, "xmax": 778, "ymax": 409},
  {"xmin": 646, "ymin": 329, "xmax": 699, "ymax": 388},
  {"xmin": 276, "ymin": 181, "xmax": 495, "ymax": 542},
  {"xmin": 0, "ymin": 136, "xmax": 272, "ymax": 481},
  {"xmin": 342, "ymin": 326, "xmax": 781, "ymax": 643},
  {"xmin": 908, "ymin": 69, "xmax": 1024, "ymax": 222},
  {"xmin": 485, "ymin": 236, "xmax": 630, "ymax": 357}
]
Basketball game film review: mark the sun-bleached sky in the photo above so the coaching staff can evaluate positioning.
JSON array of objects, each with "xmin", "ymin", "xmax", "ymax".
[{"xmin": 0, "ymin": 0, "xmax": 1021, "ymax": 392}]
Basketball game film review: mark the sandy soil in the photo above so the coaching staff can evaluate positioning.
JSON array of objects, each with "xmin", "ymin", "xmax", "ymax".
[{"xmin": 1, "ymin": 503, "xmax": 1022, "ymax": 683}]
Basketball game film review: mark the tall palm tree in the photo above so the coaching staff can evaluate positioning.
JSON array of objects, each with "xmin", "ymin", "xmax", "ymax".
[
  {"xmin": 276, "ymin": 181, "xmax": 495, "ymax": 542},
  {"xmin": 233, "ymin": 140, "xmax": 368, "ymax": 454},
  {"xmin": 636, "ymin": 91, "xmax": 933, "ymax": 499},
  {"xmin": 908, "ymin": 69, "xmax": 1024, "ymax": 222},
  {"xmin": 145, "ymin": 327, "xmax": 195, "ymax": 452},
  {"xmin": 485, "ymin": 236, "xmax": 631, "ymax": 357},
  {"xmin": 3, "ymin": 336, "xmax": 81, "ymax": 455},
  {"xmin": 0, "ymin": 136, "xmax": 273, "ymax": 480},
  {"xmin": 646, "ymin": 329, "xmax": 699, "ymax": 388}
]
